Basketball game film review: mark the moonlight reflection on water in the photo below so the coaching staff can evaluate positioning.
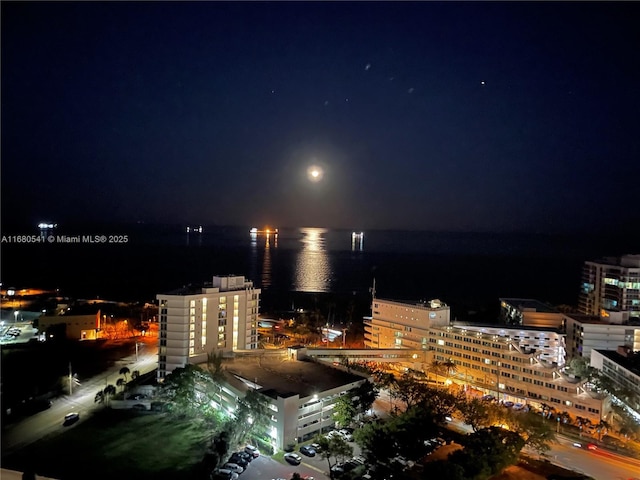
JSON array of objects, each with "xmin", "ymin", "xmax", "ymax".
[{"xmin": 294, "ymin": 227, "xmax": 332, "ymax": 292}]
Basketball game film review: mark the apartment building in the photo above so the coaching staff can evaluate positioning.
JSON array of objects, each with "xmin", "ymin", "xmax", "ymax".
[
  {"xmin": 578, "ymin": 254, "xmax": 640, "ymax": 323},
  {"xmin": 591, "ymin": 347, "xmax": 640, "ymax": 422},
  {"xmin": 199, "ymin": 349, "xmax": 368, "ymax": 450},
  {"xmin": 565, "ymin": 313, "xmax": 640, "ymax": 360},
  {"xmin": 364, "ymin": 298, "xmax": 450, "ymax": 349},
  {"xmin": 156, "ymin": 275, "xmax": 260, "ymax": 380},
  {"xmin": 365, "ymin": 297, "xmax": 605, "ymax": 422},
  {"xmin": 429, "ymin": 323, "xmax": 605, "ymax": 422}
]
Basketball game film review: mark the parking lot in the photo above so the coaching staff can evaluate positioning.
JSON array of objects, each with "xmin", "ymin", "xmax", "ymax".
[
  {"xmin": 0, "ymin": 322, "xmax": 37, "ymax": 344},
  {"xmin": 224, "ymin": 450, "xmax": 330, "ymax": 480}
]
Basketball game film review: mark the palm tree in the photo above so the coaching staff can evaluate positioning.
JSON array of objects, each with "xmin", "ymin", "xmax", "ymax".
[
  {"xmin": 442, "ymin": 359, "xmax": 457, "ymax": 379},
  {"xmin": 430, "ymin": 360, "xmax": 445, "ymax": 386},
  {"xmin": 116, "ymin": 378, "xmax": 126, "ymax": 393},
  {"xmin": 103, "ymin": 384, "xmax": 116, "ymax": 406},
  {"xmin": 119, "ymin": 366, "xmax": 130, "ymax": 381}
]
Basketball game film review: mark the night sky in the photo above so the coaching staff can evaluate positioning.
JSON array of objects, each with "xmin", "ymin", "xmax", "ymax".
[{"xmin": 2, "ymin": 1, "xmax": 639, "ymax": 233}]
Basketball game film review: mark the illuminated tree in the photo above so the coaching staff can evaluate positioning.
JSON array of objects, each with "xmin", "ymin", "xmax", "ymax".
[{"xmin": 333, "ymin": 394, "xmax": 358, "ymax": 428}]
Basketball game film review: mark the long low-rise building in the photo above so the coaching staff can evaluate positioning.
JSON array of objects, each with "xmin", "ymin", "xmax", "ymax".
[
  {"xmin": 199, "ymin": 348, "xmax": 369, "ymax": 450},
  {"xmin": 590, "ymin": 347, "xmax": 640, "ymax": 423},
  {"xmin": 364, "ymin": 297, "xmax": 607, "ymax": 423},
  {"xmin": 429, "ymin": 323, "xmax": 606, "ymax": 422}
]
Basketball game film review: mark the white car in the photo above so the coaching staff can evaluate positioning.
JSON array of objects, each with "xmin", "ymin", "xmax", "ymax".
[
  {"xmin": 284, "ymin": 453, "xmax": 302, "ymax": 465},
  {"xmin": 244, "ymin": 445, "xmax": 260, "ymax": 458},
  {"xmin": 223, "ymin": 463, "xmax": 244, "ymax": 474}
]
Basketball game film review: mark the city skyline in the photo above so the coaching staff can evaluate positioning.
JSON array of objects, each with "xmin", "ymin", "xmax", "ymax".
[{"xmin": 2, "ymin": 1, "xmax": 639, "ymax": 234}]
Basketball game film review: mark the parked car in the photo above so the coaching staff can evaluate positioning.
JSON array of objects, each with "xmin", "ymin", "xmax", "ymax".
[
  {"xmin": 228, "ymin": 454, "xmax": 249, "ymax": 468},
  {"xmin": 211, "ymin": 468, "xmax": 239, "ymax": 480},
  {"xmin": 223, "ymin": 463, "xmax": 244, "ymax": 474},
  {"xmin": 310, "ymin": 443, "xmax": 322, "ymax": 452},
  {"xmin": 244, "ymin": 445, "xmax": 260, "ymax": 458},
  {"xmin": 339, "ymin": 429, "xmax": 354, "ymax": 441},
  {"xmin": 232, "ymin": 451, "xmax": 252, "ymax": 463},
  {"xmin": 284, "ymin": 453, "xmax": 302, "ymax": 465},
  {"xmin": 299, "ymin": 445, "xmax": 316, "ymax": 457}
]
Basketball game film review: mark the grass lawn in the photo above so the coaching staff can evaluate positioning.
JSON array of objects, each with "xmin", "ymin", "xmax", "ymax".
[{"xmin": 2, "ymin": 409, "xmax": 210, "ymax": 480}]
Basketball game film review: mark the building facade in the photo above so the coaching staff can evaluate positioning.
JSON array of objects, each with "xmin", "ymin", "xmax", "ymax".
[
  {"xmin": 200, "ymin": 349, "xmax": 368, "ymax": 450},
  {"xmin": 364, "ymin": 296, "xmax": 605, "ymax": 422},
  {"xmin": 364, "ymin": 298, "xmax": 450, "ymax": 349},
  {"xmin": 578, "ymin": 254, "xmax": 640, "ymax": 323},
  {"xmin": 590, "ymin": 347, "xmax": 640, "ymax": 423},
  {"xmin": 429, "ymin": 323, "xmax": 605, "ymax": 422},
  {"xmin": 499, "ymin": 298, "xmax": 564, "ymax": 329},
  {"xmin": 565, "ymin": 314, "xmax": 640, "ymax": 360},
  {"xmin": 37, "ymin": 313, "xmax": 101, "ymax": 340},
  {"xmin": 156, "ymin": 275, "xmax": 260, "ymax": 380}
]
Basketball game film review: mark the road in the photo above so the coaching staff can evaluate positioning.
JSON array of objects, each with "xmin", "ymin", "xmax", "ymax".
[
  {"xmin": 1, "ymin": 342, "xmax": 158, "ymax": 456},
  {"xmin": 537, "ymin": 436, "xmax": 640, "ymax": 480},
  {"xmin": 375, "ymin": 394, "xmax": 640, "ymax": 479}
]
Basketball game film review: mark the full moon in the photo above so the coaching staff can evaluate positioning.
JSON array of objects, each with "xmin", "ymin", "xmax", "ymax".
[{"xmin": 307, "ymin": 165, "xmax": 324, "ymax": 183}]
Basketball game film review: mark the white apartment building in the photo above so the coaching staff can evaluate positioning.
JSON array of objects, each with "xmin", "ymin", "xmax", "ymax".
[
  {"xmin": 364, "ymin": 298, "xmax": 450, "ymax": 349},
  {"xmin": 364, "ymin": 296, "xmax": 605, "ymax": 422},
  {"xmin": 156, "ymin": 275, "xmax": 260, "ymax": 380},
  {"xmin": 579, "ymin": 254, "xmax": 640, "ymax": 322},
  {"xmin": 565, "ymin": 313, "xmax": 640, "ymax": 360},
  {"xmin": 429, "ymin": 323, "xmax": 605, "ymax": 422},
  {"xmin": 590, "ymin": 347, "xmax": 640, "ymax": 423},
  {"xmin": 201, "ymin": 349, "xmax": 368, "ymax": 450}
]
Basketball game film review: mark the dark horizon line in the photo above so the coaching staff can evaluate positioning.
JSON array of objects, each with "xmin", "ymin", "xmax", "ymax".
[{"xmin": 2, "ymin": 217, "xmax": 638, "ymax": 238}]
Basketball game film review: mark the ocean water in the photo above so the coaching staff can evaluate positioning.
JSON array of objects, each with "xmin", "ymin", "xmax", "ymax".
[{"xmin": 1, "ymin": 224, "xmax": 636, "ymax": 318}]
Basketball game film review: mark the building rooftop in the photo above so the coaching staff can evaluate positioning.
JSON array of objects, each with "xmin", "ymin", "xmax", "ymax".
[
  {"xmin": 452, "ymin": 322, "xmax": 562, "ymax": 334},
  {"xmin": 500, "ymin": 298, "xmax": 559, "ymax": 314},
  {"xmin": 159, "ymin": 275, "xmax": 255, "ymax": 296},
  {"xmin": 375, "ymin": 297, "xmax": 448, "ymax": 309},
  {"xmin": 220, "ymin": 354, "xmax": 366, "ymax": 399},
  {"xmin": 159, "ymin": 284, "xmax": 208, "ymax": 296},
  {"xmin": 566, "ymin": 313, "xmax": 614, "ymax": 325},
  {"xmin": 594, "ymin": 349, "xmax": 640, "ymax": 377}
]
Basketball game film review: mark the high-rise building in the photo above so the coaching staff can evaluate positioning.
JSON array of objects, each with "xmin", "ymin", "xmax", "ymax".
[
  {"xmin": 578, "ymin": 254, "xmax": 640, "ymax": 323},
  {"xmin": 156, "ymin": 275, "xmax": 260, "ymax": 380}
]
